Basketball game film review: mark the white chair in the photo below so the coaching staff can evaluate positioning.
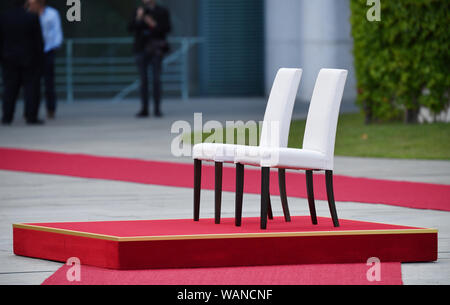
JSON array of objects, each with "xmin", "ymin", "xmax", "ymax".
[
  {"xmin": 235, "ymin": 69, "xmax": 348, "ymax": 229},
  {"xmin": 192, "ymin": 68, "xmax": 303, "ymax": 225}
]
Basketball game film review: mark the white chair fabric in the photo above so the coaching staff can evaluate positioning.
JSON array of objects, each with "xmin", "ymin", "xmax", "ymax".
[
  {"xmin": 234, "ymin": 69, "xmax": 348, "ymax": 171},
  {"xmin": 192, "ymin": 68, "xmax": 303, "ymax": 163}
]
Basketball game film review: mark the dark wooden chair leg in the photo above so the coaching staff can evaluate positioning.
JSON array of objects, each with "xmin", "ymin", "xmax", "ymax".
[
  {"xmin": 235, "ymin": 163, "xmax": 244, "ymax": 226},
  {"xmin": 260, "ymin": 167, "xmax": 270, "ymax": 229},
  {"xmin": 193, "ymin": 159, "xmax": 202, "ymax": 221},
  {"xmin": 278, "ymin": 169, "xmax": 291, "ymax": 222},
  {"xmin": 267, "ymin": 194, "xmax": 273, "ymax": 220},
  {"xmin": 325, "ymin": 170, "xmax": 340, "ymax": 227},
  {"xmin": 215, "ymin": 162, "xmax": 223, "ymax": 224},
  {"xmin": 305, "ymin": 170, "xmax": 318, "ymax": 225}
]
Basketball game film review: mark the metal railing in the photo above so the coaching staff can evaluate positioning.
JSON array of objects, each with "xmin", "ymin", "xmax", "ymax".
[{"xmin": 1, "ymin": 37, "xmax": 203, "ymax": 103}]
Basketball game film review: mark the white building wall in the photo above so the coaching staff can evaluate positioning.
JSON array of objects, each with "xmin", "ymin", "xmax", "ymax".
[{"xmin": 265, "ymin": 0, "xmax": 356, "ymax": 103}]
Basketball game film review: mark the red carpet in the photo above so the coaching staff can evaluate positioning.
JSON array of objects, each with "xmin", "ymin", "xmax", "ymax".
[
  {"xmin": 42, "ymin": 263, "xmax": 402, "ymax": 285},
  {"xmin": 1, "ymin": 147, "xmax": 449, "ymax": 211}
]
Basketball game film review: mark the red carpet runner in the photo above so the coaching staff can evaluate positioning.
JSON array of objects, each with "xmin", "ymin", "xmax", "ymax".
[
  {"xmin": 1, "ymin": 147, "xmax": 449, "ymax": 211},
  {"xmin": 42, "ymin": 263, "xmax": 402, "ymax": 285}
]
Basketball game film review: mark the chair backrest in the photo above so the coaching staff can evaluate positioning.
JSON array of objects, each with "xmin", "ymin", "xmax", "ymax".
[
  {"xmin": 259, "ymin": 68, "xmax": 302, "ymax": 148},
  {"xmin": 302, "ymin": 68, "xmax": 348, "ymax": 161}
]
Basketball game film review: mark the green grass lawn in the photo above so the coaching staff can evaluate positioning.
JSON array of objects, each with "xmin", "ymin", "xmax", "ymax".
[{"xmin": 185, "ymin": 112, "xmax": 450, "ymax": 160}]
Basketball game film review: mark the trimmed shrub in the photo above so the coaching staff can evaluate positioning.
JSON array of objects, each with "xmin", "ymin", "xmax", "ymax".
[{"xmin": 350, "ymin": 0, "xmax": 450, "ymax": 123}]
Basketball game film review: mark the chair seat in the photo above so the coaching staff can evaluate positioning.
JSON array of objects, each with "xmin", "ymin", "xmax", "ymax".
[
  {"xmin": 234, "ymin": 146, "xmax": 331, "ymax": 170},
  {"xmin": 193, "ymin": 143, "xmax": 248, "ymax": 163}
]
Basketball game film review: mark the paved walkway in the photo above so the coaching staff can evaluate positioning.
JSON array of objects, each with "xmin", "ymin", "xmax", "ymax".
[{"xmin": 0, "ymin": 99, "xmax": 449, "ymax": 284}]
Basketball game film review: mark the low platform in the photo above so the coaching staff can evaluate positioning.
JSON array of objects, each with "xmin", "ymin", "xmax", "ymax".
[{"xmin": 13, "ymin": 216, "xmax": 437, "ymax": 270}]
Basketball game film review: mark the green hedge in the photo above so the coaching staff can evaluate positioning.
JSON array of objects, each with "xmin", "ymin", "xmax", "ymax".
[{"xmin": 350, "ymin": 0, "xmax": 450, "ymax": 123}]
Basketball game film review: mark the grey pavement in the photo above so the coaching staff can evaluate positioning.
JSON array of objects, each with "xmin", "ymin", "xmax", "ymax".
[{"xmin": 0, "ymin": 98, "xmax": 449, "ymax": 285}]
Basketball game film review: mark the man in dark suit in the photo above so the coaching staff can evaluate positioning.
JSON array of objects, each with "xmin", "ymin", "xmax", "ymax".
[
  {"xmin": 0, "ymin": 0, "xmax": 44, "ymax": 125},
  {"xmin": 128, "ymin": 0, "xmax": 171, "ymax": 118}
]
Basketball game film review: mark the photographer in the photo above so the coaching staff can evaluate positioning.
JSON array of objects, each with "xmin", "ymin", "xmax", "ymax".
[{"xmin": 128, "ymin": 0, "xmax": 171, "ymax": 118}]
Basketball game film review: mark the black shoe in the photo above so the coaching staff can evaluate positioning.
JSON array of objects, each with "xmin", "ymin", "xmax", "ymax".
[
  {"xmin": 47, "ymin": 110, "xmax": 55, "ymax": 119},
  {"xmin": 26, "ymin": 119, "xmax": 45, "ymax": 125},
  {"xmin": 1, "ymin": 119, "xmax": 12, "ymax": 126},
  {"xmin": 136, "ymin": 110, "xmax": 149, "ymax": 118},
  {"xmin": 154, "ymin": 111, "xmax": 163, "ymax": 118}
]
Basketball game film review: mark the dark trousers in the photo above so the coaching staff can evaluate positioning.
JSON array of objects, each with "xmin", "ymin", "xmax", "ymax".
[
  {"xmin": 136, "ymin": 51, "xmax": 162, "ymax": 114},
  {"xmin": 42, "ymin": 50, "xmax": 57, "ymax": 113},
  {"xmin": 2, "ymin": 62, "xmax": 40, "ymax": 123}
]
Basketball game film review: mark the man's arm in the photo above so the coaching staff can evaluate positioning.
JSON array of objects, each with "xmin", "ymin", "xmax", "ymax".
[
  {"xmin": 32, "ymin": 14, "xmax": 44, "ymax": 68},
  {"xmin": 162, "ymin": 9, "xmax": 172, "ymax": 35},
  {"xmin": 0, "ymin": 18, "xmax": 3, "ymax": 63},
  {"xmin": 53, "ymin": 9, "xmax": 64, "ymax": 49},
  {"xmin": 127, "ymin": 7, "xmax": 145, "ymax": 33},
  {"xmin": 147, "ymin": 8, "xmax": 171, "ymax": 36}
]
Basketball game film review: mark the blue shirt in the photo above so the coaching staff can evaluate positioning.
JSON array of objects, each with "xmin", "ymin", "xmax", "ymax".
[{"xmin": 39, "ymin": 6, "xmax": 63, "ymax": 53}]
